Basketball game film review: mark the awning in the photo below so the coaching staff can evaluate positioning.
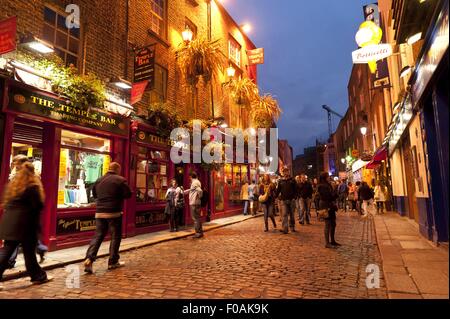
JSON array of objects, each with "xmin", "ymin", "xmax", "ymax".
[
  {"xmin": 352, "ymin": 159, "xmax": 370, "ymax": 173},
  {"xmin": 366, "ymin": 146, "xmax": 387, "ymax": 169}
]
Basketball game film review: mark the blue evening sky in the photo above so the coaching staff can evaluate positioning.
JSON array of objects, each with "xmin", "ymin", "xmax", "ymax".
[{"xmin": 223, "ymin": 0, "xmax": 371, "ymax": 156}]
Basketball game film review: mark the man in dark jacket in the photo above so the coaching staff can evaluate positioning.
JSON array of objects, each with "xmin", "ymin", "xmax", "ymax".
[
  {"xmin": 298, "ymin": 175, "xmax": 314, "ymax": 225},
  {"xmin": 275, "ymin": 167, "xmax": 298, "ymax": 234},
  {"xmin": 358, "ymin": 182, "xmax": 374, "ymax": 217},
  {"xmin": 84, "ymin": 162, "xmax": 132, "ymax": 273}
]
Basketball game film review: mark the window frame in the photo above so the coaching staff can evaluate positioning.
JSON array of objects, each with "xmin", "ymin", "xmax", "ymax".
[
  {"xmin": 228, "ymin": 35, "xmax": 242, "ymax": 67},
  {"xmin": 149, "ymin": 0, "xmax": 168, "ymax": 40},
  {"xmin": 42, "ymin": 5, "xmax": 82, "ymax": 69}
]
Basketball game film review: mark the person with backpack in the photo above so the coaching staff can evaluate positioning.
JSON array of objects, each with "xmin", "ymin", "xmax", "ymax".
[
  {"xmin": 184, "ymin": 171, "xmax": 204, "ymax": 238},
  {"xmin": 165, "ymin": 179, "xmax": 183, "ymax": 232},
  {"xmin": 337, "ymin": 180, "xmax": 349, "ymax": 212}
]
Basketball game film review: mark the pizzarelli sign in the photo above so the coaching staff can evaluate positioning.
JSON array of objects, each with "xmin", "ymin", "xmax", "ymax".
[{"xmin": 352, "ymin": 44, "xmax": 392, "ymax": 64}]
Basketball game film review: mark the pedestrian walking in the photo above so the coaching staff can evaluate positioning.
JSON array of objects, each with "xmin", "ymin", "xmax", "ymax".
[
  {"xmin": 259, "ymin": 175, "xmax": 277, "ymax": 232},
  {"xmin": 165, "ymin": 179, "xmax": 183, "ymax": 232},
  {"xmin": 359, "ymin": 182, "xmax": 375, "ymax": 218},
  {"xmin": 240, "ymin": 179, "xmax": 250, "ymax": 216},
  {"xmin": 298, "ymin": 175, "xmax": 313, "ymax": 225},
  {"xmin": 184, "ymin": 171, "xmax": 204, "ymax": 238},
  {"xmin": 317, "ymin": 172, "xmax": 340, "ymax": 248},
  {"xmin": 248, "ymin": 180, "xmax": 258, "ymax": 216},
  {"xmin": 347, "ymin": 182, "xmax": 356, "ymax": 211},
  {"xmin": 312, "ymin": 178, "xmax": 320, "ymax": 217},
  {"xmin": 355, "ymin": 181, "xmax": 362, "ymax": 214},
  {"xmin": 337, "ymin": 180, "xmax": 349, "ymax": 211},
  {"xmin": 84, "ymin": 162, "xmax": 132, "ymax": 274},
  {"xmin": 0, "ymin": 161, "xmax": 52, "ymax": 286},
  {"xmin": 374, "ymin": 181, "xmax": 388, "ymax": 214},
  {"xmin": 275, "ymin": 167, "xmax": 298, "ymax": 234},
  {"xmin": 6, "ymin": 155, "xmax": 48, "ymax": 269}
]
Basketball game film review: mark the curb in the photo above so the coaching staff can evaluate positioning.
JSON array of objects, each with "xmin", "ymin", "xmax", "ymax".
[{"xmin": 2, "ymin": 213, "xmax": 263, "ymax": 282}]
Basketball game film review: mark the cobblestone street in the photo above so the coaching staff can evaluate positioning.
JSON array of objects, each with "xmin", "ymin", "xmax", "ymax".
[{"xmin": 0, "ymin": 212, "xmax": 387, "ymax": 299}]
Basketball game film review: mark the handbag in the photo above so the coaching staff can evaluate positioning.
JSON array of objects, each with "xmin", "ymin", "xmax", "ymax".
[
  {"xmin": 317, "ymin": 209, "xmax": 329, "ymax": 219},
  {"xmin": 258, "ymin": 192, "xmax": 268, "ymax": 203}
]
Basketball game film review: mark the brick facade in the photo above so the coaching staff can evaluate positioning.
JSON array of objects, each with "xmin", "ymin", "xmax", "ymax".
[{"xmin": 0, "ymin": 0, "xmax": 258, "ymax": 127}]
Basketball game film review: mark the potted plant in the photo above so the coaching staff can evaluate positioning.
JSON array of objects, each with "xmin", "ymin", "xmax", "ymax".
[
  {"xmin": 146, "ymin": 102, "xmax": 182, "ymax": 137},
  {"xmin": 175, "ymin": 38, "xmax": 225, "ymax": 86},
  {"xmin": 223, "ymin": 77, "xmax": 259, "ymax": 107}
]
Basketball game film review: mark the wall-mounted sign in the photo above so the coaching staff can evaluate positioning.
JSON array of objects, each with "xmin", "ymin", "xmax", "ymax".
[
  {"xmin": 0, "ymin": 16, "xmax": 16, "ymax": 55},
  {"xmin": 134, "ymin": 45, "xmax": 155, "ymax": 85},
  {"xmin": 135, "ymin": 209, "xmax": 166, "ymax": 228},
  {"xmin": 130, "ymin": 80, "xmax": 148, "ymax": 105},
  {"xmin": 7, "ymin": 85, "xmax": 130, "ymax": 137},
  {"xmin": 352, "ymin": 44, "xmax": 393, "ymax": 64},
  {"xmin": 57, "ymin": 215, "xmax": 96, "ymax": 235},
  {"xmin": 247, "ymin": 48, "xmax": 264, "ymax": 65},
  {"xmin": 136, "ymin": 130, "xmax": 171, "ymax": 146}
]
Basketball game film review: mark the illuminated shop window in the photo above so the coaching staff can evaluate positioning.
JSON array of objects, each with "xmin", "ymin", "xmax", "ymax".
[{"xmin": 57, "ymin": 130, "xmax": 111, "ymax": 209}]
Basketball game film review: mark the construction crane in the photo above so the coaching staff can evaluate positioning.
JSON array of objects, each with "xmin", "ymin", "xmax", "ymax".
[{"xmin": 322, "ymin": 105, "xmax": 344, "ymax": 136}]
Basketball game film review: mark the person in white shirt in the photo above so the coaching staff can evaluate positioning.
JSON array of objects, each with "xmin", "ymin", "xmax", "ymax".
[
  {"xmin": 374, "ymin": 181, "xmax": 388, "ymax": 214},
  {"xmin": 184, "ymin": 172, "xmax": 203, "ymax": 238}
]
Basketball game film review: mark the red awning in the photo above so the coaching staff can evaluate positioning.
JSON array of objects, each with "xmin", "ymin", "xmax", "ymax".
[{"xmin": 366, "ymin": 146, "xmax": 387, "ymax": 169}]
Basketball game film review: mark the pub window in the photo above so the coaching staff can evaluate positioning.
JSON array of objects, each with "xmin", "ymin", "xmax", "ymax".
[
  {"xmin": 150, "ymin": 0, "xmax": 167, "ymax": 39},
  {"xmin": 136, "ymin": 146, "xmax": 169, "ymax": 203},
  {"xmin": 150, "ymin": 64, "xmax": 168, "ymax": 103},
  {"xmin": 228, "ymin": 36, "xmax": 241, "ymax": 67},
  {"xmin": 43, "ymin": 6, "xmax": 81, "ymax": 67},
  {"xmin": 57, "ymin": 130, "xmax": 111, "ymax": 209}
]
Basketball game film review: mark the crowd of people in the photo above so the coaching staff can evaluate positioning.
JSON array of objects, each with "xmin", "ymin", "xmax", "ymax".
[{"xmin": 0, "ymin": 154, "xmax": 389, "ymax": 288}]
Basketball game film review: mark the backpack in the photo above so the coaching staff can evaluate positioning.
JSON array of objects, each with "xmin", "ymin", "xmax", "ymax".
[{"xmin": 200, "ymin": 189, "xmax": 209, "ymax": 207}]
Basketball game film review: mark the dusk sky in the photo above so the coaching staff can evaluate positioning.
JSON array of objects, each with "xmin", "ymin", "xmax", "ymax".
[{"xmin": 223, "ymin": 0, "xmax": 372, "ymax": 156}]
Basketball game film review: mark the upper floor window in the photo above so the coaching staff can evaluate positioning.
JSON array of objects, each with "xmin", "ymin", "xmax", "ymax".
[
  {"xmin": 228, "ymin": 36, "xmax": 241, "ymax": 67},
  {"xmin": 150, "ymin": 64, "xmax": 168, "ymax": 103},
  {"xmin": 43, "ymin": 6, "xmax": 81, "ymax": 67},
  {"xmin": 150, "ymin": 0, "xmax": 167, "ymax": 38}
]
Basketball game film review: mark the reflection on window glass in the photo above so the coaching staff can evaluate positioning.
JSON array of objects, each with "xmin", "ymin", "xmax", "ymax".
[
  {"xmin": 57, "ymin": 130, "xmax": 111, "ymax": 209},
  {"xmin": 136, "ymin": 147, "xmax": 168, "ymax": 204},
  {"xmin": 10, "ymin": 143, "xmax": 43, "ymax": 179}
]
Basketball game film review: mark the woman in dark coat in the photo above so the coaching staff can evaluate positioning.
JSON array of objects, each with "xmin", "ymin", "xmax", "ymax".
[
  {"xmin": 0, "ymin": 161, "xmax": 50, "ymax": 285},
  {"xmin": 318, "ymin": 172, "xmax": 340, "ymax": 248},
  {"xmin": 259, "ymin": 175, "xmax": 277, "ymax": 232}
]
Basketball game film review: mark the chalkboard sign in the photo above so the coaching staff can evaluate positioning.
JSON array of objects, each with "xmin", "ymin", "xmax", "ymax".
[{"xmin": 134, "ymin": 45, "xmax": 156, "ymax": 86}]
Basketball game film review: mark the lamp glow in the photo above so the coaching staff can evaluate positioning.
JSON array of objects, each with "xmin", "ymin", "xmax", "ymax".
[
  {"xmin": 226, "ymin": 65, "xmax": 236, "ymax": 78},
  {"xmin": 182, "ymin": 26, "xmax": 193, "ymax": 43},
  {"xmin": 360, "ymin": 126, "xmax": 368, "ymax": 136},
  {"xmin": 28, "ymin": 41, "xmax": 54, "ymax": 54}
]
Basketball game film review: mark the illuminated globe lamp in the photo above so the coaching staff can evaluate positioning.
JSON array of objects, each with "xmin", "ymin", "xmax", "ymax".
[{"xmin": 355, "ymin": 21, "xmax": 383, "ymax": 74}]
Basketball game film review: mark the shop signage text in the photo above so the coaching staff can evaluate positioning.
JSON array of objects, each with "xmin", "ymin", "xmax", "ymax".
[
  {"xmin": 0, "ymin": 16, "xmax": 17, "ymax": 55},
  {"xmin": 7, "ymin": 85, "xmax": 130, "ymax": 136},
  {"xmin": 136, "ymin": 130, "xmax": 171, "ymax": 146},
  {"xmin": 352, "ymin": 44, "xmax": 392, "ymax": 64},
  {"xmin": 247, "ymin": 48, "xmax": 264, "ymax": 65},
  {"xmin": 57, "ymin": 216, "xmax": 96, "ymax": 235},
  {"xmin": 134, "ymin": 45, "xmax": 156, "ymax": 85},
  {"xmin": 135, "ymin": 209, "xmax": 166, "ymax": 228}
]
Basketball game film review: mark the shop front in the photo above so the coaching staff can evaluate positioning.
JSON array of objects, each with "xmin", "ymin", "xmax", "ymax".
[
  {"xmin": 0, "ymin": 79, "xmax": 131, "ymax": 250},
  {"xmin": 127, "ymin": 118, "xmax": 175, "ymax": 236}
]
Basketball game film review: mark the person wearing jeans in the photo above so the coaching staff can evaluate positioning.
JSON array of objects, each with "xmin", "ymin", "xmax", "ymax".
[
  {"xmin": 298, "ymin": 175, "xmax": 313, "ymax": 225},
  {"xmin": 259, "ymin": 175, "xmax": 277, "ymax": 232},
  {"xmin": 275, "ymin": 167, "xmax": 298, "ymax": 234},
  {"xmin": 318, "ymin": 172, "xmax": 340, "ymax": 248},
  {"xmin": 184, "ymin": 171, "xmax": 203, "ymax": 238},
  {"xmin": 84, "ymin": 162, "xmax": 132, "ymax": 274}
]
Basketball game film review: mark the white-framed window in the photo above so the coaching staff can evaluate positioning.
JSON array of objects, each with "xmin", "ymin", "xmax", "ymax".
[
  {"xmin": 150, "ymin": 0, "xmax": 166, "ymax": 38},
  {"xmin": 228, "ymin": 36, "xmax": 241, "ymax": 67},
  {"xmin": 43, "ymin": 6, "xmax": 81, "ymax": 67}
]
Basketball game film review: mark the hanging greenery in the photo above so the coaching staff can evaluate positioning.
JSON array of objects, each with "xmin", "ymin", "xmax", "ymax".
[
  {"xmin": 6, "ymin": 47, "xmax": 107, "ymax": 111},
  {"xmin": 223, "ymin": 77, "xmax": 259, "ymax": 107},
  {"xmin": 252, "ymin": 93, "xmax": 282, "ymax": 121},
  {"xmin": 145, "ymin": 102, "xmax": 182, "ymax": 137},
  {"xmin": 175, "ymin": 38, "xmax": 225, "ymax": 86},
  {"xmin": 252, "ymin": 109, "xmax": 274, "ymax": 129}
]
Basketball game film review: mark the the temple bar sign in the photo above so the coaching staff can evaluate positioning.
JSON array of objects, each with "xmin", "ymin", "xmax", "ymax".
[{"xmin": 247, "ymin": 48, "xmax": 264, "ymax": 65}]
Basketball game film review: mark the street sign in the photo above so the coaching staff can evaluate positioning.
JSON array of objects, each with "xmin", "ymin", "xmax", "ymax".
[
  {"xmin": 247, "ymin": 48, "xmax": 264, "ymax": 65},
  {"xmin": 134, "ymin": 45, "xmax": 155, "ymax": 85},
  {"xmin": 0, "ymin": 16, "xmax": 17, "ymax": 55}
]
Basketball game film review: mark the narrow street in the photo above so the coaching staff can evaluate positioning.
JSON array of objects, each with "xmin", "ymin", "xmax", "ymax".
[{"xmin": 0, "ymin": 212, "xmax": 387, "ymax": 299}]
